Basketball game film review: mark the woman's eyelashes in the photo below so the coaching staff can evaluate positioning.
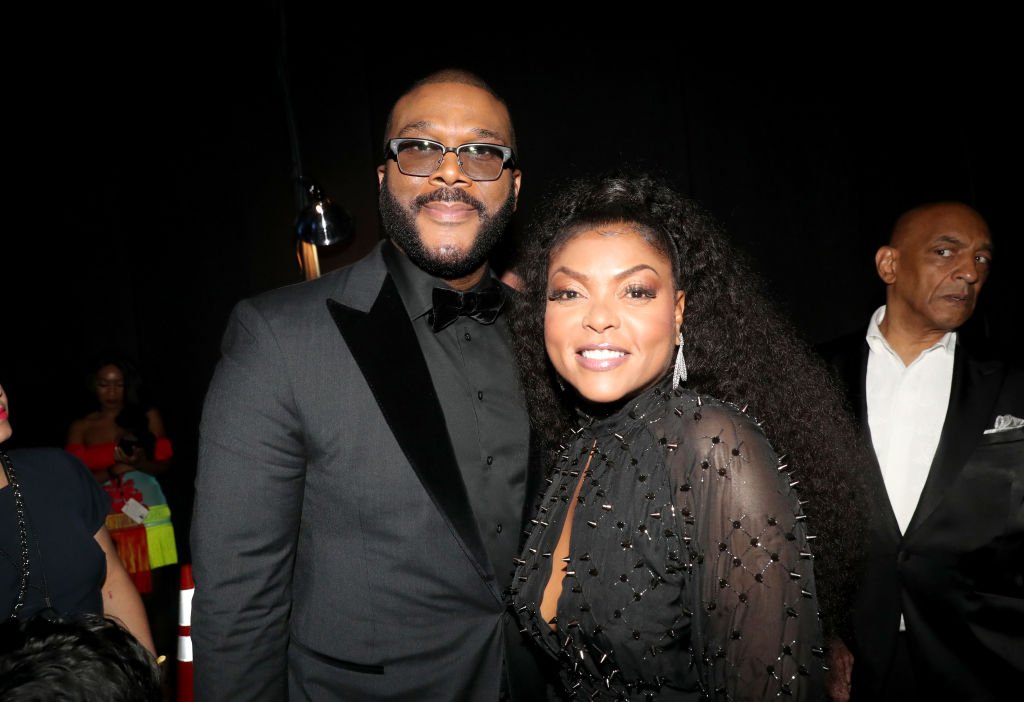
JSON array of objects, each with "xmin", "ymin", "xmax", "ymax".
[
  {"xmin": 624, "ymin": 283, "xmax": 657, "ymax": 299},
  {"xmin": 547, "ymin": 287, "xmax": 582, "ymax": 302},
  {"xmin": 547, "ymin": 281, "xmax": 660, "ymax": 302}
]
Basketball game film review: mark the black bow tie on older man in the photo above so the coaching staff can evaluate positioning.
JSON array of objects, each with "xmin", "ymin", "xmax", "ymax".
[{"xmin": 430, "ymin": 283, "xmax": 506, "ymax": 333}]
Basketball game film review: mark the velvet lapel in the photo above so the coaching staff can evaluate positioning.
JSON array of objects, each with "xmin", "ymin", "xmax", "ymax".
[
  {"xmin": 326, "ymin": 276, "xmax": 498, "ymax": 600},
  {"xmin": 907, "ymin": 346, "xmax": 1004, "ymax": 534}
]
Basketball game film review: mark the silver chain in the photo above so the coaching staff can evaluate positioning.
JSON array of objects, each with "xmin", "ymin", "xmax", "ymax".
[{"xmin": 1, "ymin": 450, "xmax": 31, "ymax": 619}]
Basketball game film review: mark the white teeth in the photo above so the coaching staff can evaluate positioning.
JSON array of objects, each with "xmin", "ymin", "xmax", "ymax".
[{"xmin": 581, "ymin": 349, "xmax": 625, "ymax": 359}]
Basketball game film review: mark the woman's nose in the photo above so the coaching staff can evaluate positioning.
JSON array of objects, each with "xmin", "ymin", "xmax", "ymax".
[{"xmin": 582, "ymin": 298, "xmax": 619, "ymax": 332}]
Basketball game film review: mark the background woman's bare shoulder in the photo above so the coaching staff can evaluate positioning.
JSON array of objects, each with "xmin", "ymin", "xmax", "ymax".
[{"xmin": 67, "ymin": 412, "xmax": 113, "ymax": 444}]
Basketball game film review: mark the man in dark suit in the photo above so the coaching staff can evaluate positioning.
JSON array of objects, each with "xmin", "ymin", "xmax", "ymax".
[
  {"xmin": 190, "ymin": 69, "xmax": 554, "ymax": 701},
  {"xmin": 819, "ymin": 202, "xmax": 1023, "ymax": 702}
]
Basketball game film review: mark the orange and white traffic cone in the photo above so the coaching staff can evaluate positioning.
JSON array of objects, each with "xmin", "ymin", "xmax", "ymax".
[{"xmin": 177, "ymin": 563, "xmax": 194, "ymax": 702}]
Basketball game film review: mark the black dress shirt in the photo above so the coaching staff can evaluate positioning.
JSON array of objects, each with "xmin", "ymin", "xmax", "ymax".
[{"xmin": 383, "ymin": 242, "xmax": 531, "ymax": 592}]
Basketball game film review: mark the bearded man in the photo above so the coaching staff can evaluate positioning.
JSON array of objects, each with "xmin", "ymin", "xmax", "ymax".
[{"xmin": 191, "ymin": 69, "xmax": 554, "ymax": 702}]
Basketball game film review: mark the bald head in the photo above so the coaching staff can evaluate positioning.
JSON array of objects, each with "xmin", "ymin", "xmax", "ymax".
[
  {"xmin": 411, "ymin": 68, "xmax": 497, "ymax": 93},
  {"xmin": 875, "ymin": 201, "xmax": 993, "ymax": 353},
  {"xmin": 889, "ymin": 202, "xmax": 989, "ymax": 249},
  {"xmin": 383, "ymin": 68, "xmax": 517, "ymax": 154}
]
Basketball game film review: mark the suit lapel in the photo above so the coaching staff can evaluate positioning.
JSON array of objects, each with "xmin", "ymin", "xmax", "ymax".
[
  {"xmin": 907, "ymin": 346, "xmax": 1004, "ymax": 533},
  {"xmin": 326, "ymin": 275, "xmax": 498, "ymax": 598},
  {"xmin": 852, "ymin": 340, "xmax": 904, "ymax": 541}
]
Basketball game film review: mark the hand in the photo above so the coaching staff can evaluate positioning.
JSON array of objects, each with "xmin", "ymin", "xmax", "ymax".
[
  {"xmin": 826, "ymin": 637, "xmax": 854, "ymax": 702},
  {"xmin": 113, "ymin": 445, "xmax": 145, "ymax": 466},
  {"xmin": 109, "ymin": 460, "xmax": 132, "ymax": 479},
  {"xmin": 111, "ymin": 445, "xmax": 145, "ymax": 478}
]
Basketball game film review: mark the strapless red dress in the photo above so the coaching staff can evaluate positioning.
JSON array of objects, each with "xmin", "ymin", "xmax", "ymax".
[{"xmin": 65, "ymin": 438, "xmax": 176, "ymax": 593}]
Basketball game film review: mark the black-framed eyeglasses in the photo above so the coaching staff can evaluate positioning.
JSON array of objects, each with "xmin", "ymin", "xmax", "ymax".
[{"xmin": 384, "ymin": 138, "xmax": 516, "ymax": 182}]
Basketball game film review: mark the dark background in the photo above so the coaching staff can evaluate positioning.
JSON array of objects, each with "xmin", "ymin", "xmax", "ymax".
[{"xmin": 4, "ymin": 8, "xmax": 1020, "ymax": 564}]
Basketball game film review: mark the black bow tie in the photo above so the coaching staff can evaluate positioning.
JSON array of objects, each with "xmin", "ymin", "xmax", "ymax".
[{"xmin": 430, "ymin": 285, "xmax": 505, "ymax": 332}]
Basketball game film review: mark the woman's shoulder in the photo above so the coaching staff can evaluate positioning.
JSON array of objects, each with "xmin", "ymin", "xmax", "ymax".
[
  {"xmin": 660, "ymin": 388, "xmax": 768, "ymax": 442},
  {"xmin": 657, "ymin": 390, "xmax": 787, "ymax": 492},
  {"xmin": 6, "ymin": 448, "xmax": 110, "ymax": 517},
  {"xmin": 68, "ymin": 412, "xmax": 104, "ymax": 433},
  {"xmin": 7, "ymin": 447, "xmax": 90, "ymax": 478},
  {"xmin": 658, "ymin": 388, "xmax": 781, "ymax": 468}
]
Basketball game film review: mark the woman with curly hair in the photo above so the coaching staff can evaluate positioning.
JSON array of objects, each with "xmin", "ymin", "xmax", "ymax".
[{"xmin": 509, "ymin": 172, "xmax": 866, "ymax": 701}]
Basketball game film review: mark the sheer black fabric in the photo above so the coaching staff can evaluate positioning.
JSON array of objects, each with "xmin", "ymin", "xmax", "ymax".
[{"xmin": 512, "ymin": 376, "xmax": 825, "ymax": 701}]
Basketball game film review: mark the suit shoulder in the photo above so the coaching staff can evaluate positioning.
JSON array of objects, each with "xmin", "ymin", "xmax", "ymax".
[
  {"xmin": 958, "ymin": 341, "xmax": 1024, "ymax": 416},
  {"xmin": 240, "ymin": 244, "xmax": 386, "ymax": 321},
  {"xmin": 245, "ymin": 270, "xmax": 340, "ymax": 310}
]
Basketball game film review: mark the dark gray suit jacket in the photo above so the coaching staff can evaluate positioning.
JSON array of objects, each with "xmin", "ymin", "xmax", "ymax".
[
  {"xmin": 191, "ymin": 243, "xmax": 545, "ymax": 701},
  {"xmin": 820, "ymin": 333, "xmax": 1024, "ymax": 701}
]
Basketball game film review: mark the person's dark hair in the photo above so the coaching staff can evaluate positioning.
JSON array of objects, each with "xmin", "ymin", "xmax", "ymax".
[
  {"xmin": 381, "ymin": 67, "xmax": 517, "ymax": 154},
  {"xmin": 0, "ymin": 613, "xmax": 163, "ymax": 701},
  {"xmin": 510, "ymin": 171, "xmax": 868, "ymax": 641},
  {"xmin": 85, "ymin": 354, "xmax": 156, "ymax": 457},
  {"xmin": 85, "ymin": 354, "xmax": 145, "ymax": 409}
]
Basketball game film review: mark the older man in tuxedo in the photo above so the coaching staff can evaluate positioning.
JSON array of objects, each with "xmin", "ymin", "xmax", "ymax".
[
  {"xmin": 820, "ymin": 202, "xmax": 1023, "ymax": 701},
  {"xmin": 190, "ymin": 69, "xmax": 554, "ymax": 701}
]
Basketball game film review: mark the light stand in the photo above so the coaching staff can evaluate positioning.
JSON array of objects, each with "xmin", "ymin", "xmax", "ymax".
[{"xmin": 277, "ymin": 3, "xmax": 353, "ymax": 280}]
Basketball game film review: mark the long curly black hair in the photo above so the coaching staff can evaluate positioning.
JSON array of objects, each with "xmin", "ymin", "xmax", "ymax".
[{"xmin": 509, "ymin": 172, "xmax": 868, "ymax": 641}]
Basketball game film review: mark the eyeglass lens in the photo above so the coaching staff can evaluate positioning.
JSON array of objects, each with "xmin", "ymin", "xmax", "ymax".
[{"xmin": 395, "ymin": 140, "xmax": 507, "ymax": 180}]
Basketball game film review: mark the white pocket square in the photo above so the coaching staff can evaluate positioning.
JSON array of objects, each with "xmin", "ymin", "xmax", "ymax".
[{"xmin": 984, "ymin": 414, "xmax": 1024, "ymax": 434}]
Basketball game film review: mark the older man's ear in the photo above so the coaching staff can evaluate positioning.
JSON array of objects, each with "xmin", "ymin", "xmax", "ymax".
[{"xmin": 875, "ymin": 246, "xmax": 897, "ymax": 285}]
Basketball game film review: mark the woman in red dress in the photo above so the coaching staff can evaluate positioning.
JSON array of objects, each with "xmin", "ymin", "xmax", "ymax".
[{"xmin": 65, "ymin": 357, "xmax": 176, "ymax": 594}]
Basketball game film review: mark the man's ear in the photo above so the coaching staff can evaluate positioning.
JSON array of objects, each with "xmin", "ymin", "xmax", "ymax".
[
  {"xmin": 511, "ymin": 169, "xmax": 522, "ymax": 211},
  {"xmin": 875, "ymin": 246, "xmax": 897, "ymax": 284},
  {"xmin": 377, "ymin": 165, "xmax": 386, "ymax": 191}
]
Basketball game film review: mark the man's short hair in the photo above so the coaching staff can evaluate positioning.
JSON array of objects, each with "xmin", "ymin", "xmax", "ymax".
[
  {"xmin": 382, "ymin": 67, "xmax": 517, "ymax": 154},
  {"xmin": 0, "ymin": 613, "xmax": 163, "ymax": 702},
  {"xmin": 887, "ymin": 200, "xmax": 987, "ymax": 247}
]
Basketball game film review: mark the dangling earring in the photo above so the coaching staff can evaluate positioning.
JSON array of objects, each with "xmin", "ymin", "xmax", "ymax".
[{"xmin": 672, "ymin": 332, "xmax": 687, "ymax": 386}]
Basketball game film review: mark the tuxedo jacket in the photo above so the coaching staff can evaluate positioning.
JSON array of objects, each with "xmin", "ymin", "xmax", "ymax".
[
  {"xmin": 820, "ymin": 333, "xmax": 1024, "ymax": 701},
  {"xmin": 190, "ymin": 243, "xmax": 546, "ymax": 701}
]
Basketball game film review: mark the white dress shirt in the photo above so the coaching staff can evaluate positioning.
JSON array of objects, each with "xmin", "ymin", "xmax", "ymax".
[{"xmin": 865, "ymin": 305, "xmax": 956, "ymax": 536}]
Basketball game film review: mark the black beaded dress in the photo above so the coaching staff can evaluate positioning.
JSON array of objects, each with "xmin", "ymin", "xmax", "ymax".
[{"xmin": 511, "ymin": 376, "xmax": 825, "ymax": 701}]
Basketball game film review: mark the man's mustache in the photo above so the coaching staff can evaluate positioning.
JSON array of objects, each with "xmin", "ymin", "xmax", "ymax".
[{"xmin": 414, "ymin": 188, "xmax": 484, "ymax": 212}]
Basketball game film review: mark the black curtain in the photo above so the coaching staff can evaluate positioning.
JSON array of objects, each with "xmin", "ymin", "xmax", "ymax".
[{"xmin": 4, "ymin": 10, "xmax": 1020, "ymax": 559}]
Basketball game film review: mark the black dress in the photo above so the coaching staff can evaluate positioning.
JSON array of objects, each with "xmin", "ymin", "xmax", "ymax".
[
  {"xmin": 1, "ymin": 448, "xmax": 111, "ymax": 620},
  {"xmin": 511, "ymin": 377, "xmax": 825, "ymax": 701}
]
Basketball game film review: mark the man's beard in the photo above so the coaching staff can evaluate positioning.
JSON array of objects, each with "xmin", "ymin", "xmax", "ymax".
[{"xmin": 378, "ymin": 177, "xmax": 516, "ymax": 280}]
